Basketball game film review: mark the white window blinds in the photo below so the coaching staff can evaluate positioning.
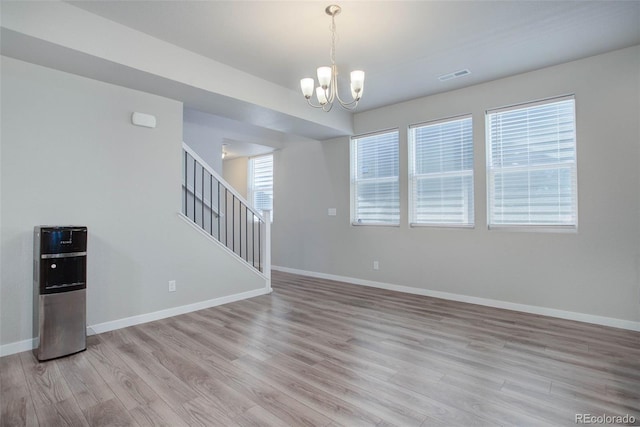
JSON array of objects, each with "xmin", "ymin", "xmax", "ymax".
[
  {"xmin": 409, "ymin": 116, "xmax": 474, "ymax": 226},
  {"xmin": 487, "ymin": 96, "xmax": 577, "ymax": 228},
  {"xmin": 351, "ymin": 130, "xmax": 400, "ymax": 225},
  {"xmin": 248, "ymin": 154, "xmax": 273, "ymax": 217}
]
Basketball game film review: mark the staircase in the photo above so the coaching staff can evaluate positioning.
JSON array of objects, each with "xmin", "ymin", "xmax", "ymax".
[{"xmin": 181, "ymin": 143, "xmax": 271, "ymax": 287}]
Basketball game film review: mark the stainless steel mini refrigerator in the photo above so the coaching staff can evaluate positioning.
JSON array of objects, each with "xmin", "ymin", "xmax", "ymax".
[{"xmin": 33, "ymin": 226, "xmax": 87, "ymax": 361}]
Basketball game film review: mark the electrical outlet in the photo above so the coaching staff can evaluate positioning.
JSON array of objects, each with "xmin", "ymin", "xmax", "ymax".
[
  {"xmin": 373, "ymin": 261, "xmax": 379, "ymax": 270},
  {"xmin": 168, "ymin": 280, "xmax": 176, "ymax": 292}
]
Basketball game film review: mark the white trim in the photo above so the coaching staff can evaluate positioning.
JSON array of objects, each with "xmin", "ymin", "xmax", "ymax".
[
  {"xmin": 351, "ymin": 127, "xmax": 400, "ymax": 140},
  {"xmin": 272, "ymin": 265, "xmax": 640, "ymax": 332},
  {"xmin": 486, "ymin": 93, "xmax": 576, "ymax": 115},
  {"xmin": 350, "ymin": 130, "xmax": 401, "ymax": 226},
  {"xmin": 0, "ymin": 287, "xmax": 271, "ymax": 357},
  {"xmin": 262, "ymin": 210, "xmax": 272, "ymax": 292},
  {"xmin": 485, "ymin": 97, "xmax": 578, "ymax": 231},
  {"xmin": 410, "ymin": 223, "xmax": 475, "ymax": 229},
  {"xmin": 408, "ymin": 116, "xmax": 474, "ymax": 228},
  {"xmin": 488, "ymin": 224, "xmax": 577, "ymax": 234},
  {"xmin": 351, "ymin": 222, "xmax": 400, "ymax": 227},
  {"xmin": 247, "ymin": 153, "xmax": 274, "ymax": 220},
  {"xmin": 0, "ymin": 338, "xmax": 37, "ymax": 357},
  {"xmin": 89, "ymin": 287, "xmax": 270, "ymax": 335},
  {"xmin": 177, "ymin": 212, "xmax": 268, "ymax": 281},
  {"xmin": 408, "ymin": 113, "xmax": 473, "ymax": 130}
]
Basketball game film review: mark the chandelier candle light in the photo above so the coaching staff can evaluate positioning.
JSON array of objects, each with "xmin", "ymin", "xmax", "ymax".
[{"xmin": 300, "ymin": 4, "xmax": 365, "ymax": 111}]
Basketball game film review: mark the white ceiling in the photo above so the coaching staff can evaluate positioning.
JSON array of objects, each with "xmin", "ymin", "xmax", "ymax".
[
  {"xmin": 2, "ymin": 1, "xmax": 639, "ymax": 156},
  {"xmin": 184, "ymin": 107, "xmax": 284, "ymax": 160},
  {"xmin": 69, "ymin": 1, "xmax": 640, "ymax": 112}
]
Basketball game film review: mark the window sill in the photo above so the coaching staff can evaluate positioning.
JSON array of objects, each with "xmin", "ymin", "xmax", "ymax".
[
  {"xmin": 351, "ymin": 222, "xmax": 400, "ymax": 228},
  {"xmin": 488, "ymin": 224, "xmax": 577, "ymax": 234},
  {"xmin": 410, "ymin": 223, "xmax": 475, "ymax": 229}
]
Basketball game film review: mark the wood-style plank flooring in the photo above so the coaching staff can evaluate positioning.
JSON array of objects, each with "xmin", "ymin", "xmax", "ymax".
[{"xmin": 2, "ymin": 271, "xmax": 640, "ymax": 426}]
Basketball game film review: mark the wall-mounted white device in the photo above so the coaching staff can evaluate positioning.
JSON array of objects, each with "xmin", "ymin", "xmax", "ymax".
[{"xmin": 131, "ymin": 112, "xmax": 157, "ymax": 128}]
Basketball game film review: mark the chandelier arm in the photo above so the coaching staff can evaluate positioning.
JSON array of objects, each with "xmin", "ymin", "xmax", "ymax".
[
  {"xmin": 306, "ymin": 98, "xmax": 326, "ymax": 109},
  {"xmin": 338, "ymin": 100, "xmax": 360, "ymax": 110},
  {"xmin": 328, "ymin": 64, "xmax": 339, "ymax": 104},
  {"xmin": 322, "ymin": 86, "xmax": 335, "ymax": 105},
  {"xmin": 327, "ymin": 64, "xmax": 358, "ymax": 110},
  {"xmin": 335, "ymin": 90, "xmax": 359, "ymax": 106},
  {"xmin": 307, "ymin": 94, "xmax": 336, "ymax": 112}
]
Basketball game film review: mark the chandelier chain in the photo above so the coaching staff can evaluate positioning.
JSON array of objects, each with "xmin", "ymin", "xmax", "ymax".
[{"xmin": 330, "ymin": 15, "xmax": 336, "ymax": 66}]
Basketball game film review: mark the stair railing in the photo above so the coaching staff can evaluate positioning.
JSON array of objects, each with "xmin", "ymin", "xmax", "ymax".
[{"xmin": 182, "ymin": 142, "xmax": 270, "ymax": 287}]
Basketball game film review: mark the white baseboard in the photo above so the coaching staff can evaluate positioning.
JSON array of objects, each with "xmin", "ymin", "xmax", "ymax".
[
  {"xmin": 0, "ymin": 287, "xmax": 271, "ymax": 357},
  {"xmin": 272, "ymin": 265, "xmax": 640, "ymax": 332},
  {"xmin": 0, "ymin": 338, "xmax": 37, "ymax": 357},
  {"xmin": 89, "ymin": 287, "xmax": 270, "ymax": 335}
]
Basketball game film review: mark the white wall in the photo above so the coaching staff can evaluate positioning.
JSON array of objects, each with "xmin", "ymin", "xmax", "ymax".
[
  {"xmin": 272, "ymin": 46, "xmax": 640, "ymax": 325},
  {"xmin": 0, "ymin": 57, "xmax": 266, "ymax": 350}
]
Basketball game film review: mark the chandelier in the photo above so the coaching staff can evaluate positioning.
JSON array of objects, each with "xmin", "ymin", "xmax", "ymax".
[{"xmin": 300, "ymin": 4, "xmax": 365, "ymax": 112}]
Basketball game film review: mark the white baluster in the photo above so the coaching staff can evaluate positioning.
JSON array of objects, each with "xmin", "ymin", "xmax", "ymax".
[{"xmin": 262, "ymin": 210, "xmax": 272, "ymax": 292}]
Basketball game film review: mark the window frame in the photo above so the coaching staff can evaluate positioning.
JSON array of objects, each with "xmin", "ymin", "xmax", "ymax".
[
  {"xmin": 408, "ymin": 114, "xmax": 475, "ymax": 228},
  {"xmin": 350, "ymin": 128, "xmax": 400, "ymax": 227},
  {"xmin": 247, "ymin": 153, "xmax": 274, "ymax": 220},
  {"xmin": 485, "ymin": 95, "xmax": 578, "ymax": 232}
]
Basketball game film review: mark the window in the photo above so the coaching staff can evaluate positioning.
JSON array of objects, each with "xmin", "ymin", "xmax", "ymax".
[
  {"xmin": 409, "ymin": 116, "xmax": 474, "ymax": 226},
  {"xmin": 248, "ymin": 154, "xmax": 273, "ymax": 217},
  {"xmin": 351, "ymin": 130, "xmax": 399, "ymax": 225},
  {"xmin": 486, "ymin": 96, "xmax": 577, "ymax": 229}
]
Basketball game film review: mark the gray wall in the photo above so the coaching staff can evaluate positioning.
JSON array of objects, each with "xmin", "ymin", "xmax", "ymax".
[
  {"xmin": 183, "ymin": 118, "xmax": 225, "ymax": 175},
  {"xmin": 223, "ymin": 157, "xmax": 249, "ymax": 199},
  {"xmin": 272, "ymin": 46, "xmax": 640, "ymax": 323},
  {"xmin": 1, "ymin": 57, "xmax": 265, "ymax": 348}
]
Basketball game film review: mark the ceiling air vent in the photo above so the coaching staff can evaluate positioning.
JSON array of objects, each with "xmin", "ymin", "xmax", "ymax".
[{"xmin": 438, "ymin": 69, "xmax": 471, "ymax": 82}]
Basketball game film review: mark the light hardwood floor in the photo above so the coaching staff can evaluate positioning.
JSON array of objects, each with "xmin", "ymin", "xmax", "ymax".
[{"xmin": 2, "ymin": 271, "xmax": 639, "ymax": 426}]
